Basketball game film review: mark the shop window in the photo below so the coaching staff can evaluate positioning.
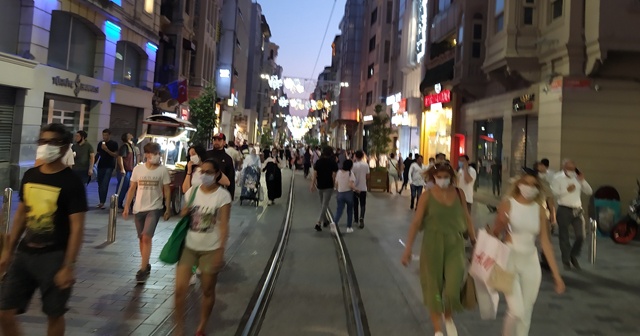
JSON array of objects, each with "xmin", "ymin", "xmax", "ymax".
[
  {"xmin": 474, "ymin": 119, "xmax": 503, "ymax": 196},
  {"xmin": 421, "ymin": 107, "xmax": 453, "ymax": 160},
  {"xmin": 114, "ymin": 41, "xmax": 143, "ymax": 87},
  {"xmin": 369, "ymin": 35, "xmax": 376, "ymax": 52},
  {"xmin": 495, "ymin": 0, "xmax": 505, "ymax": 33},
  {"xmin": 383, "ymin": 40, "xmax": 390, "ymax": 63},
  {"xmin": 371, "ymin": 7, "xmax": 378, "ymax": 25},
  {"xmin": 510, "ymin": 115, "xmax": 538, "ymax": 177},
  {"xmin": 551, "ymin": 0, "xmax": 563, "ymax": 20},
  {"xmin": 48, "ymin": 11, "xmax": 99, "ymax": 77},
  {"xmin": 0, "ymin": 2, "xmax": 20, "ymax": 54}
]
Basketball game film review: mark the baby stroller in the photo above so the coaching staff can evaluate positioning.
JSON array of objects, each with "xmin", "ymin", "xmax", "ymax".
[{"xmin": 239, "ymin": 165, "xmax": 261, "ymax": 206}]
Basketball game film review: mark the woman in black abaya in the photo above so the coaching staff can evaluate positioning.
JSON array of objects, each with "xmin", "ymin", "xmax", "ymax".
[{"xmin": 262, "ymin": 149, "xmax": 282, "ymax": 205}]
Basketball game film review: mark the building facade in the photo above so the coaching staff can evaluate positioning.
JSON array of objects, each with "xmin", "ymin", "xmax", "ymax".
[
  {"xmin": 0, "ymin": 0, "xmax": 161, "ymax": 190},
  {"xmin": 334, "ymin": 0, "xmax": 364, "ymax": 150},
  {"xmin": 457, "ymin": 0, "xmax": 640, "ymax": 204},
  {"xmin": 215, "ymin": 0, "xmax": 253, "ymax": 142}
]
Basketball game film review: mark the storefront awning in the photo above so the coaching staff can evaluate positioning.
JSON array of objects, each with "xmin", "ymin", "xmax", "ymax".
[{"xmin": 419, "ymin": 59, "xmax": 455, "ymax": 93}]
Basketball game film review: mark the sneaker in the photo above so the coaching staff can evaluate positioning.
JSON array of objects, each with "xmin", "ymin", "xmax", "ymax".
[
  {"xmin": 189, "ymin": 273, "xmax": 197, "ymax": 286},
  {"xmin": 329, "ymin": 222, "xmax": 337, "ymax": 235},
  {"xmin": 358, "ymin": 219, "xmax": 364, "ymax": 229},
  {"xmin": 315, "ymin": 224, "xmax": 322, "ymax": 232},
  {"xmin": 136, "ymin": 264, "xmax": 151, "ymax": 284},
  {"xmin": 346, "ymin": 227, "xmax": 354, "ymax": 233},
  {"xmin": 444, "ymin": 318, "xmax": 458, "ymax": 336},
  {"xmin": 570, "ymin": 257, "xmax": 582, "ymax": 270}
]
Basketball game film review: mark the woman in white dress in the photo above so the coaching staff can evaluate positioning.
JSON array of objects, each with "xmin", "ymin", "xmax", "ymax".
[{"xmin": 492, "ymin": 167, "xmax": 565, "ymax": 336}]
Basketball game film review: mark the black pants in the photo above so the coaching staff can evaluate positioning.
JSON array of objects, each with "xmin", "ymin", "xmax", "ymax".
[
  {"xmin": 353, "ymin": 191, "xmax": 367, "ymax": 221},
  {"xmin": 401, "ymin": 172, "xmax": 409, "ymax": 190},
  {"xmin": 303, "ymin": 163, "xmax": 311, "ymax": 177}
]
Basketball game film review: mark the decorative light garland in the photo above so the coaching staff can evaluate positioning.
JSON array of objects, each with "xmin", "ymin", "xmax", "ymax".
[{"xmin": 260, "ymin": 74, "xmax": 349, "ymax": 94}]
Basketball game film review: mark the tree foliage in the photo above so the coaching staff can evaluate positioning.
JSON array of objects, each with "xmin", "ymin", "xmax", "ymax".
[
  {"xmin": 368, "ymin": 104, "xmax": 392, "ymax": 166},
  {"xmin": 259, "ymin": 129, "xmax": 273, "ymax": 148},
  {"xmin": 303, "ymin": 132, "xmax": 319, "ymax": 147},
  {"xmin": 188, "ymin": 84, "xmax": 217, "ymax": 147}
]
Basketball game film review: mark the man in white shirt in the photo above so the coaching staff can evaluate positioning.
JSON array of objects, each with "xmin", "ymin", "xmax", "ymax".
[
  {"xmin": 551, "ymin": 158, "xmax": 593, "ymax": 270},
  {"xmin": 457, "ymin": 155, "xmax": 477, "ymax": 214},
  {"xmin": 351, "ymin": 150, "xmax": 370, "ymax": 229},
  {"xmin": 408, "ymin": 155, "xmax": 427, "ymax": 210},
  {"xmin": 225, "ymin": 141, "xmax": 243, "ymax": 171},
  {"xmin": 539, "ymin": 158, "xmax": 555, "ymax": 184}
]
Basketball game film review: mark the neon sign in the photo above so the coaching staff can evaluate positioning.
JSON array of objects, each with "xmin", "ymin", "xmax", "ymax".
[
  {"xmin": 416, "ymin": 0, "xmax": 428, "ymax": 63},
  {"xmin": 424, "ymin": 90, "xmax": 451, "ymax": 107}
]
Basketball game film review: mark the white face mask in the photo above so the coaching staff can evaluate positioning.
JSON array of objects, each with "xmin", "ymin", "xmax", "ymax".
[
  {"xmin": 190, "ymin": 155, "xmax": 201, "ymax": 165},
  {"xmin": 200, "ymin": 173, "xmax": 217, "ymax": 187},
  {"xmin": 435, "ymin": 178, "xmax": 450, "ymax": 188},
  {"xmin": 518, "ymin": 184, "xmax": 540, "ymax": 200},
  {"xmin": 148, "ymin": 154, "xmax": 161, "ymax": 165},
  {"xmin": 36, "ymin": 144, "xmax": 63, "ymax": 164}
]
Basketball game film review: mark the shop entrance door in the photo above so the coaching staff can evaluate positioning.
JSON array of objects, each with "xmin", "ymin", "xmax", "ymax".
[
  {"xmin": 510, "ymin": 115, "xmax": 538, "ymax": 177},
  {"xmin": 42, "ymin": 97, "xmax": 89, "ymax": 131}
]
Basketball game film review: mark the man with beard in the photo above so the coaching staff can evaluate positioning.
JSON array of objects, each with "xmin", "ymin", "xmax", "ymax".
[{"xmin": 206, "ymin": 133, "xmax": 236, "ymax": 200}]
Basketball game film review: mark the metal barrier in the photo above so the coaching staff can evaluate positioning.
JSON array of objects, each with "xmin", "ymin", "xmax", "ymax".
[
  {"xmin": 107, "ymin": 194, "xmax": 118, "ymax": 243},
  {"xmin": 2, "ymin": 188, "xmax": 12, "ymax": 234},
  {"xmin": 590, "ymin": 218, "xmax": 597, "ymax": 264}
]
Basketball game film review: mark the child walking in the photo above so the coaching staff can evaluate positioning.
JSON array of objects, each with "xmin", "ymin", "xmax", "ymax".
[{"xmin": 332, "ymin": 159, "xmax": 357, "ymax": 234}]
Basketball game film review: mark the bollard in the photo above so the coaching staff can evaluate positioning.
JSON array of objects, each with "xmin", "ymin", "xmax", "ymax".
[
  {"xmin": 590, "ymin": 218, "xmax": 597, "ymax": 264},
  {"xmin": 2, "ymin": 188, "xmax": 12, "ymax": 234},
  {"xmin": 107, "ymin": 194, "xmax": 118, "ymax": 243}
]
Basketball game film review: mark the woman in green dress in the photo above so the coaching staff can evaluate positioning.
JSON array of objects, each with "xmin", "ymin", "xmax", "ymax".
[{"xmin": 401, "ymin": 163, "xmax": 476, "ymax": 336}]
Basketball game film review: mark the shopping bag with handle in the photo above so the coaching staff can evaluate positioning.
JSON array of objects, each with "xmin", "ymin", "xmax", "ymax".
[
  {"xmin": 469, "ymin": 229, "xmax": 511, "ymax": 283},
  {"xmin": 159, "ymin": 187, "xmax": 199, "ymax": 264}
]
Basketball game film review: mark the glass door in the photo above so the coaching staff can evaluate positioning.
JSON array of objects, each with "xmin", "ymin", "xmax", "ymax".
[{"xmin": 42, "ymin": 97, "xmax": 90, "ymax": 131}]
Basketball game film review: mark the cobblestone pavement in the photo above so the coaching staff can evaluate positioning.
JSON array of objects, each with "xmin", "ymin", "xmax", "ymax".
[
  {"xmin": 359, "ymin": 188, "xmax": 640, "ymax": 336},
  {"xmin": 4, "ymin": 176, "xmax": 269, "ymax": 335}
]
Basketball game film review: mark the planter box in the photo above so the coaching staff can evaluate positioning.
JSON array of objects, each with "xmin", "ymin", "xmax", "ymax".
[{"xmin": 368, "ymin": 170, "xmax": 389, "ymax": 192}]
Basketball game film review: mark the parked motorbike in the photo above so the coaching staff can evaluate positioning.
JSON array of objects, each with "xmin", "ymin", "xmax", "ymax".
[{"xmin": 611, "ymin": 180, "xmax": 640, "ymax": 244}]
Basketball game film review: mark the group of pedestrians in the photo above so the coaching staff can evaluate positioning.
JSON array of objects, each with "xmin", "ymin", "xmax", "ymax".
[{"xmin": 399, "ymin": 154, "xmax": 593, "ymax": 336}]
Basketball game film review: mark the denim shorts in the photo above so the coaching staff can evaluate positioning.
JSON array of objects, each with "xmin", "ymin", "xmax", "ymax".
[
  {"xmin": 0, "ymin": 250, "xmax": 71, "ymax": 317},
  {"xmin": 134, "ymin": 209, "xmax": 163, "ymax": 238}
]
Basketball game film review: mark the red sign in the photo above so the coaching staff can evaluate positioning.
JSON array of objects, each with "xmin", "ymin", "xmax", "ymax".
[{"xmin": 424, "ymin": 90, "xmax": 451, "ymax": 107}]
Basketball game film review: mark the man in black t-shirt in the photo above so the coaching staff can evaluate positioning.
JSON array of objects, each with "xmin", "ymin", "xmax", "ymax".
[
  {"xmin": 206, "ymin": 133, "xmax": 236, "ymax": 200},
  {"xmin": 96, "ymin": 129, "xmax": 119, "ymax": 208},
  {"xmin": 0, "ymin": 123, "xmax": 87, "ymax": 336},
  {"xmin": 311, "ymin": 146, "xmax": 339, "ymax": 232}
]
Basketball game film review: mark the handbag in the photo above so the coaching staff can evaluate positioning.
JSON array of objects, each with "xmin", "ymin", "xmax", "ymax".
[
  {"xmin": 460, "ymin": 272, "xmax": 477, "ymax": 310},
  {"xmin": 488, "ymin": 263, "xmax": 515, "ymax": 294},
  {"xmin": 159, "ymin": 186, "xmax": 199, "ymax": 264}
]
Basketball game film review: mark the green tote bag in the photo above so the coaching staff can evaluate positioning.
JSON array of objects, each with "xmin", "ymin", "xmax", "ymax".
[{"xmin": 159, "ymin": 186, "xmax": 199, "ymax": 264}]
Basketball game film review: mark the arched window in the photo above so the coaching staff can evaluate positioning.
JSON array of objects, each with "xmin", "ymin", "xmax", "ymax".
[
  {"xmin": 0, "ymin": 2, "xmax": 21, "ymax": 54},
  {"xmin": 114, "ymin": 41, "xmax": 144, "ymax": 87},
  {"xmin": 48, "ymin": 11, "xmax": 100, "ymax": 77}
]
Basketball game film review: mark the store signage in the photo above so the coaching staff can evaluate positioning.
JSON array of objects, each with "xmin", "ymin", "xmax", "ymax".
[
  {"xmin": 386, "ymin": 92, "xmax": 402, "ymax": 106},
  {"xmin": 424, "ymin": 90, "xmax": 451, "ymax": 107},
  {"xmin": 52, "ymin": 75, "xmax": 99, "ymax": 97},
  {"xmin": 363, "ymin": 115, "xmax": 373, "ymax": 122},
  {"xmin": 416, "ymin": 0, "xmax": 428, "ymax": 63},
  {"xmin": 392, "ymin": 112, "xmax": 409, "ymax": 126},
  {"xmin": 512, "ymin": 93, "xmax": 535, "ymax": 112}
]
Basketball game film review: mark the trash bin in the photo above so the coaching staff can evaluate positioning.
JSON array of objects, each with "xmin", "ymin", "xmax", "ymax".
[{"xmin": 591, "ymin": 186, "xmax": 621, "ymax": 236}]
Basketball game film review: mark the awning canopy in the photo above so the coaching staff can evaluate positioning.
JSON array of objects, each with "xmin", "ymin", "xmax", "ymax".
[{"xmin": 419, "ymin": 59, "xmax": 455, "ymax": 93}]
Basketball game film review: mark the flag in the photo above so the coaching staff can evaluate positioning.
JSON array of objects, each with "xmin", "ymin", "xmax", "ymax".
[
  {"xmin": 166, "ymin": 80, "xmax": 189, "ymax": 104},
  {"xmin": 177, "ymin": 80, "xmax": 188, "ymax": 103}
]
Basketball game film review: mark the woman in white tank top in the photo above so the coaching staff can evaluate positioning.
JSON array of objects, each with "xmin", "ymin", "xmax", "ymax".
[{"xmin": 492, "ymin": 168, "xmax": 565, "ymax": 336}]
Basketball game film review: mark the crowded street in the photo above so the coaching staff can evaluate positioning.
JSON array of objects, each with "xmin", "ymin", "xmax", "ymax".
[{"xmin": 3, "ymin": 169, "xmax": 636, "ymax": 335}]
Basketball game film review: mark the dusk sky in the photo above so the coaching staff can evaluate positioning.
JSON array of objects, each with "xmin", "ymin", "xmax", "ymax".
[{"xmin": 259, "ymin": 0, "xmax": 347, "ymax": 116}]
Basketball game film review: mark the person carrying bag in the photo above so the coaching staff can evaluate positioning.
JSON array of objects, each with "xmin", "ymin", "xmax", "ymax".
[{"xmin": 159, "ymin": 186, "xmax": 199, "ymax": 264}]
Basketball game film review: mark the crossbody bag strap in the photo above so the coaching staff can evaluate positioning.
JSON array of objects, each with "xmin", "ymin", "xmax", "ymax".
[{"xmin": 187, "ymin": 186, "xmax": 199, "ymax": 207}]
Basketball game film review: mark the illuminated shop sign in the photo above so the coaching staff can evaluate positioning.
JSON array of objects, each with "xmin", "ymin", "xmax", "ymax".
[
  {"xmin": 386, "ymin": 92, "xmax": 402, "ymax": 106},
  {"xmin": 416, "ymin": 0, "xmax": 428, "ymax": 63},
  {"xmin": 424, "ymin": 90, "xmax": 451, "ymax": 107},
  {"xmin": 392, "ymin": 112, "xmax": 409, "ymax": 126},
  {"xmin": 512, "ymin": 94, "xmax": 535, "ymax": 112}
]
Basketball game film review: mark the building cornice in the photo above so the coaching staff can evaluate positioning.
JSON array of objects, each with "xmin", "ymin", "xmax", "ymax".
[{"xmin": 0, "ymin": 52, "xmax": 39, "ymax": 69}]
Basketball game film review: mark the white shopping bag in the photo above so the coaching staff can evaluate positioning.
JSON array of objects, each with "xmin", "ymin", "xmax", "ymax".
[{"xmin": 469, "ymin": 229, "xmax": 511, "ymax": 283}]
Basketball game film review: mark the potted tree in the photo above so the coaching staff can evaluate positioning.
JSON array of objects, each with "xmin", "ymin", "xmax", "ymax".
[{"xmin": 367, "ymin": 104, "xmax": 392, "ymax": 192}]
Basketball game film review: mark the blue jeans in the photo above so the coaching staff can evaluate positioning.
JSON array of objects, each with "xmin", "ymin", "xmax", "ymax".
[
  {"xmin": 410, "ymin": 184, "xmax": 423, "ymax": 209},
  {"xmin": 334, "ymin": 191, "xmax": 354, "ymax": 228},
  {"xmin": 97, "ymin": 167, "xmax": 114, "ymax": 204},
  {"xmin": 117, "ymin": 171, "xmax": 132, "ymax": 209}
]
